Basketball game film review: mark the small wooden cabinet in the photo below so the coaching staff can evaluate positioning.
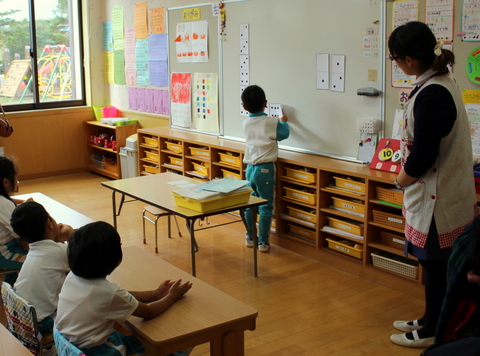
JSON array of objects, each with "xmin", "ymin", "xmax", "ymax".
[
  {"xmin": 136, "ymin": 127, "xmax": 426, "ymax": 296},
  {"xmin": 84, "ymin": 121, "xmax": 139, "ymax": 179}
]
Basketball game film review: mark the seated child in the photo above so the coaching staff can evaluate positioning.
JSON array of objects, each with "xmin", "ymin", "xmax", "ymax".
[
  {"xmin": 0, "ymin": 157, "xmax": 31, "ymax": 284},
  {"xmin": 435, "ymin": 214, "xmax": 480, "ymax": 343},
  {"xmin": 10, "ymin": 201, "xmax": 73, "ymax": 334},
  {"xmin": 55, "ymin": 221, "xmax": 193, "ymax": 356}
]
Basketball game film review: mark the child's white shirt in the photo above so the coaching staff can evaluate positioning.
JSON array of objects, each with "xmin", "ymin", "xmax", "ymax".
[
  {"xmin": 14, "ymin": 240, "xmax": 69, "ymax": 321},
  {"xmin": 56, "ymin": 272, "xmax": 138, "ymax": 349},
  {"xmin": 0, "ymin": 195, "xmax": 18, "ymax": 245}
]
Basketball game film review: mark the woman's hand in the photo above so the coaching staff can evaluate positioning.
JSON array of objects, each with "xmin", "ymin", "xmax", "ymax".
[{"xmin": 467, "ymin": 270, "xmax": 480, "ymax": 287}]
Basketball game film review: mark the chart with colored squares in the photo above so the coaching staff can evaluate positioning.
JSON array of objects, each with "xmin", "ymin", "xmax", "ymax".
[
  {"xmin": 194, "ymin": 73, "xmax": 217, "ymax": 120},
  {"xmin": 370, "ymin": 138, "xmax": 402, "ymax": 173},
  {"xmin": 192, "ymin": 73, "xmax": 219, "ymax": 133}
]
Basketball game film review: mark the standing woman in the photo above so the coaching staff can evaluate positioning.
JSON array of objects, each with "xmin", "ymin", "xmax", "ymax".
[
  {"xmin": 388, "ymin": 21, "xmax": 477, "ymax": 348},
  {"xmin": 0, "ymin": 157, "xmax": 27, "ymax": 284}
]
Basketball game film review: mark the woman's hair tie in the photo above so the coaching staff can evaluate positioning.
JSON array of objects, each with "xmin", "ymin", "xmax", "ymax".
[{"xmin": 434, "ymin": 41, "xmax": 443, "ymax": 57}]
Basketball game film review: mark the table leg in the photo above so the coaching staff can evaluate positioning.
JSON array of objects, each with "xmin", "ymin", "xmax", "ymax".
[
  {"xmin": 187, "ymin": 218, "xmax": 198, "ymax": 276},
  {"xmin": 111, "ymin": 191, "xmax": 117, "ymax": 229},
  {"xmin": 240, "ymin": 207, "xmax": 258, "ymax": 277},
  {"xmin": 251, "ymin": 207, "xmax": 258, "ymax": 278},
  {"xmin": 210, "ymin": 331, "xmax": 245, "ymax": 356}
]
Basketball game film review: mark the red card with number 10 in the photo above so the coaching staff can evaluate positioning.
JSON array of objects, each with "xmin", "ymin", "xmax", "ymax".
[{"xmin": 369, "ymin": 138, "xmax": 401, "ymax": 174}]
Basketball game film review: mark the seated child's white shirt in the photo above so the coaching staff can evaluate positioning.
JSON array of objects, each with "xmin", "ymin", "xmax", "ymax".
[
  {"xmin": 14, "ymin": 240, "xmax": 69, "ymax": 321},
  {"xmin": 56, "ymin": 272, "xmax": 139, "ymax": 349},
  {"xmin": 0, "ymin": 195, "xmax": 18, "ymax": 246}
]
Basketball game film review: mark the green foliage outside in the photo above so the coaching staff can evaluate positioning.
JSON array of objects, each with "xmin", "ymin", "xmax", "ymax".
[{"xmin": 0, "ymin": 0, "xmax": 69, "ymax": 74}]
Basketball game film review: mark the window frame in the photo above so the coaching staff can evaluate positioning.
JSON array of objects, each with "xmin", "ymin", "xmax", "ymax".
[{"xmin": 1, "ymin": 0, "xmax": 86, "ymax": 112}]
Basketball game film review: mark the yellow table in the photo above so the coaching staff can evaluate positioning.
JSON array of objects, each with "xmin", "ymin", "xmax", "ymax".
[
  {"xmin": 0, "ymin": 324, "xmax": 33, "ymax": 356},
  {"xmin": 102, "ymin": 173, "xmax": 266, "ymax": 277},
  {"xmin": 108, "ymin": 246, "xmax": 258, "ymax": 356}
]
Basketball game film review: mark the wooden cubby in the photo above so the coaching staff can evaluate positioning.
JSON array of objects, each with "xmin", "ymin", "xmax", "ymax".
[
  {"xmin": 136, "ymin": 127, "xmax": 429, "ymax": 297},
  {"xmin": 84, "ymin": 121, "xmax": 139, "ymax": 179}
]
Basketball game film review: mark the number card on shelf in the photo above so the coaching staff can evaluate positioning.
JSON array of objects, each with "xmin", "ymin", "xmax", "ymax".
[{"xmin": 369, "ymin": 138, "xmax": 401, "ymax": 174}]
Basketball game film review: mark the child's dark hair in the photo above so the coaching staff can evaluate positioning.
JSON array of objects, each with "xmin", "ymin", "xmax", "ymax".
[
  {"xmin": 388, "ymin": 21, "xmax": 454, "ymax": 73},
  {"xmin": 241, "ymin": 85, "xmax": 266, "ymax": 113},
  {"xmin": 0, "ymin": 157, "xmax": 17, "ymax": 201},
  {"xmin": 68, "ymin": 221, "xmax": 122, "ymax": 279},
  {"xmin": 10, "ymin": 201, "xmax": 50, "ymax": 243}
]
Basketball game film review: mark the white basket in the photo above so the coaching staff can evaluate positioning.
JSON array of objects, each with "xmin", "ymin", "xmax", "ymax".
[
  {"xmin": 371, "ymin": 251, "xmax": 418, "ymax": 279},
  {"xmin": 356, "ymin": 118, "xmax": 381, "ymax": 133}
]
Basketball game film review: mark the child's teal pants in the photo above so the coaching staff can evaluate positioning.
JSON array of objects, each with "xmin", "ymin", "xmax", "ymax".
[{"xmin": 244, "ymin": 162, "xmax": 276, "ymax": 244}]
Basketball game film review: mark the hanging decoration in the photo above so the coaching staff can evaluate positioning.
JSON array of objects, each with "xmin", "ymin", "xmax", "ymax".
[{"xmin": 219, "ymin": 1, "xmax": 226, "ymax": 39}]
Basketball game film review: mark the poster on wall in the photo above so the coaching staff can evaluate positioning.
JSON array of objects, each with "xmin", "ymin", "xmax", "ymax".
[
  {"xmin": 193, "ymin": 73, "xmax": 219, "ymax": 133},
  {"xmin": 425, "ymin": 0, "xmax": 454, "ymax": 42},
  {"xmin": 462, "ymin": 0, "xmax": 480, "ymax": 41},
  {"xmin": 392, "ymin": 0, "xmax": 419, "ymax": 29},
  {"xmin": 171, "ymin": 72, "xmax": 192, "ymax": 128},
  {"xmin": 174, "ymin": 21, "xmax": 208, "ymax": 63},
  {"xmin": 391, "ymin": 61, "xmax": 415, "ymax": 88}
]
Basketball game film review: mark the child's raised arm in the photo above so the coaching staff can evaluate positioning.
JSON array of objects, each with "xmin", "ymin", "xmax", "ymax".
[{"xmin": 131, "ymin": 279, "xmax": 192, "ymax": 319}]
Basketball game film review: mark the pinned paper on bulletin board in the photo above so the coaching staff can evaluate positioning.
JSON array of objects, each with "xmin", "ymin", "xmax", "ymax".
[{"xmin": 369, "ymin": 138, "xmax": 402, "ymax": 173}]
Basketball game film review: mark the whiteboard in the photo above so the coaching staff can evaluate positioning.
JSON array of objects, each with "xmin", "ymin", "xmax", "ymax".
[{"xmin": 221, "ymin": 0, "xmax": 383, "ymax": 161}]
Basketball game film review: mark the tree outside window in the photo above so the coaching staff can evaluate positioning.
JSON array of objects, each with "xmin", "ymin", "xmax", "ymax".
[{"xmin": 0, "ymin": 0, "xmax": 85, "ymax": 110}]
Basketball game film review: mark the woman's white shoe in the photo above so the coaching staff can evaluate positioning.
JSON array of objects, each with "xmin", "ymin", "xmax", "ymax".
[
  {"xmin": 393, "ymin": 319, "xmax": 422, "ymax": 332},
  {"xmin": 390, "ymin": 330, "xmax": 434, "ymax": 348}
]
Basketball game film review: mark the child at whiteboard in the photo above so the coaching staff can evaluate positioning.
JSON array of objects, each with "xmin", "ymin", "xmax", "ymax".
[{"xmin": 241, "ymin": 85, "xmax": 289, "ymax": 252}]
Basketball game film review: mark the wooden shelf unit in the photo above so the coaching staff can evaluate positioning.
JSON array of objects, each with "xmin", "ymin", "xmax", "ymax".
[
  {"xmin": 136, "ymin": 127, "xmax": 426, "ymax": 297},
  {"xmin": 137, "ymin": 127, "xmax": 246, "ymax": 182},
  {"xmin": 84, "ymin": 121, "xmax": 139, "ymax": 179}
]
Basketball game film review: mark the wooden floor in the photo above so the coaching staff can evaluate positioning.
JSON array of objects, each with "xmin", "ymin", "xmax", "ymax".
[{"xmin": 1, "ymin": 172, "xmax": 426, "ymax": 355}]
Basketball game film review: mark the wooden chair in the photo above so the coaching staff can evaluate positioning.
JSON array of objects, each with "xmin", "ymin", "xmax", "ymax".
[
  {"xmin": 1, "ymin": 282, "xmax": 55, "ymax": 356},
  {"xmin": 142, "ymin": 205, "xmax": 182, "ymax": 253},
  {"xmin": 53, "ymin": 326, "xmax": 85, "ymax": 356}
]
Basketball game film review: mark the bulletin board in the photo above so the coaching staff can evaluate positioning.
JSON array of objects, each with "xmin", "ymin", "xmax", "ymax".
[
  {"xmin": 382, "ymin": 0, "xmax": 480, "ymax": 146},
  {"xmin": 167, "ymin": 4, "xmax": 222, "ymax": 133},
  {"xmin": 220, "ymin": 0, "xmax": 384, "ymax": 162}
]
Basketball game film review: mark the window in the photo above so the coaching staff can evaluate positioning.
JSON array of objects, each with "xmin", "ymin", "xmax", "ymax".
[{"xmin": 0, "ymin": 0, "xmax": 85, "ymax": 111}]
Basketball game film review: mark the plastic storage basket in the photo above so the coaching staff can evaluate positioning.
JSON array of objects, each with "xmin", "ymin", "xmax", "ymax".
[
  {"xmin": 285, "ymin": 167, "xmax": 316, "ymax": 184},
  {"xmin": 326, "ymin": 237, "xmax": 363, "ymax": 259},
  {"xmin": 380, "ymin": 230, "xmax": 406, "ymax": 249},
  {"xmin": 371, "ymin": 251, "xmax": 418, "ymax": 279},
  {"xmin": 372, "ymin": 210, "xmax": 405, "ymax": 229},
  {"xmin": 143, "ymin": 136, "xmax": 158, "ymax": 147},
  {"xmin": 333, "ymin": 176, "xmax": 365, "ymax": 193},
  {"xmin": 219, "ymin": 152, "xmax": 241, "ymax": 167},
  {"xmin": 376, "ymin": 186, "xmax": 404, "ymax": 205}
]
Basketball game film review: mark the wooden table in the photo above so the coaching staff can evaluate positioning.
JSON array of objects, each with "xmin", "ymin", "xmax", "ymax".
[
  {"xmin": 108, "ymin": 246, "xmax": 257, "ymax": 356},
  {"xmin": 102, "ymin": 173, "xmax": 266, "ymax": 277},
  {"xmin": 14, "ymin": 192, "xmax": 95, "ymax": 230},
  {"xmin": 0, "ymin": 323, "xmax": 32, "ymax": 356}
]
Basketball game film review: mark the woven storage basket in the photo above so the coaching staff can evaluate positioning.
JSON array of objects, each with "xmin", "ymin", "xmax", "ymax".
[
  {"xmin": 371, "ymin": 251, "xmax": 418, "ymax": 279},
  {"xmin": 376, "ymin": 186, "xmax": 404, "ymax": 205},
  {"xmin": 372, "ymin": 210, "xmax": 405, "ymax": 229},
  {"xmin": 380, "ymin": 230, "xmax": 406, "ymax": 249}
]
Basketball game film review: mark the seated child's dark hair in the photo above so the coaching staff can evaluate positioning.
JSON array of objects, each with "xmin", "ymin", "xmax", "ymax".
[
  {"xmin": 241, "ymin": 85, "xmax": 266, "ymax": 113},
  {"xmin": 11, "ymin": 201, "xmax": 50, "ymax": 243},
  {"xmin": 68, "ymin": 221, "xmax": 122, "ymax": 279}
]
